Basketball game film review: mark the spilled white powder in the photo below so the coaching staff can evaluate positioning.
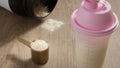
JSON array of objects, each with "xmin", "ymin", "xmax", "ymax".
[
  {"xmin": 41, "ymin": 19, "xmax": 64, "ymax": 32},
  {"xmin": 31, "ymin": 40, "xmax": 48, "ymax": 51}
]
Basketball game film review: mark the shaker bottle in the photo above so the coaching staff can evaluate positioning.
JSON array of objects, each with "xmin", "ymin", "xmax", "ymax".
[
  {"xmin": 0, "ymin": 0, "xmax": 57, "ymax": 17},
  {"xmin": 71, "ymin": 0, "xmax": 119, "ymax": 68}
]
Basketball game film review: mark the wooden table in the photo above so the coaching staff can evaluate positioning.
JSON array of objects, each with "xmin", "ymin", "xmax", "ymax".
[{"xmin": 0, "ymin": 0, "xmax": 120, "ymax": 68}]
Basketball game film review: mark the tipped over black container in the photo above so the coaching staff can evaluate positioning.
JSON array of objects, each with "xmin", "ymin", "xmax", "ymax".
[{"xmin": 0, "ymin": 0, "xmax": 58, "ymax": 18}]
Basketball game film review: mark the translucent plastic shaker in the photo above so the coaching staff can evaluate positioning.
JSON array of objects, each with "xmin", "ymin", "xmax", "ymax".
[{"xmin": 71, "ymin": 0, "xmax": 119, "ymax": 68}]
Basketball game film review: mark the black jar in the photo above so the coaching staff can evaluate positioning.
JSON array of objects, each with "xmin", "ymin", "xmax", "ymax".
[{"xmin": 0, "ymin": 0, "xmax": 58, "ymax": 17}]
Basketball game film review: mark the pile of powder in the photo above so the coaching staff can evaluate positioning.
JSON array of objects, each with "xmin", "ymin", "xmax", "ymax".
[
  {"xmin": 31, "ymin": 40, "xmax": 48, "ymax": 51},
  {"xmin": 41, "ymin": 19, "xmax": 64, "ymax": 32},
  {"xmin": 34, "ymin": 7, "xmax": 49, "ymax": 17},
  {"xmin": 33, "ymin": 0, "xmax": 49, "ymax": 17}
]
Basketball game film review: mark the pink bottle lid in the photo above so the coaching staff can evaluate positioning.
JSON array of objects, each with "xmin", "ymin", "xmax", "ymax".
[{"xmin": 71, "ymin": 0, "xmax": 119, "ymax": 36}]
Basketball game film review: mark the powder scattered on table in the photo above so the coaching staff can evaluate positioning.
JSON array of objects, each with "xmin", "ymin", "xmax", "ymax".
[{"xmin": 41, "ymin": 19, "xmax": 64, "ymax": 32}]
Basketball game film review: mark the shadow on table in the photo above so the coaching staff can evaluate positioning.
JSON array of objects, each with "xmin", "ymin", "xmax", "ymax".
[
  {"xmin": 7, "ymin": 54, "xmax": 43, "ymax": 68},
  {"xmin": 0, "ymin": 7, "xmax": 43, "ymax": 47},
  {"xmin": 7, "ymin": 55, "xmax": 43, "ymax": 68}
]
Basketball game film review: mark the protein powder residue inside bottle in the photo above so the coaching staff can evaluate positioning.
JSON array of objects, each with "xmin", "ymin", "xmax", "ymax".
[{"xmin": 34, "ymin": 0, "xmax": 49, "ymax": 17}]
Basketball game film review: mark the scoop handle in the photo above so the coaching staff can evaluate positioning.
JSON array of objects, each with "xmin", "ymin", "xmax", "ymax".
[{"xmin": 18, "ymin": 37, "xmax": 31, "ymax": 48}]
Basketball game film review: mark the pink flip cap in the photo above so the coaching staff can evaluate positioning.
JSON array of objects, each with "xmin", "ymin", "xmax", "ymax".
[{"xmin": 71, "ymin": 0, "xmax": 119, "ymax": 36}]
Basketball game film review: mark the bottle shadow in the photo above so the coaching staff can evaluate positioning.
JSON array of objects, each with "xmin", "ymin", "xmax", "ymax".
[
  {"xmin": 6, "ymin": 54, "xmax": 43, "ymax": 68},
  {"xmin": 0, "ymin": 7, "xmax": 44, "ymax": 47}
]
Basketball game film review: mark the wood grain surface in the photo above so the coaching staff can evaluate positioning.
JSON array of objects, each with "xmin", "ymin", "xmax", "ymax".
[{"xmin": 0, "ymin": 0, "xmax": 120, "ymax": 68}]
